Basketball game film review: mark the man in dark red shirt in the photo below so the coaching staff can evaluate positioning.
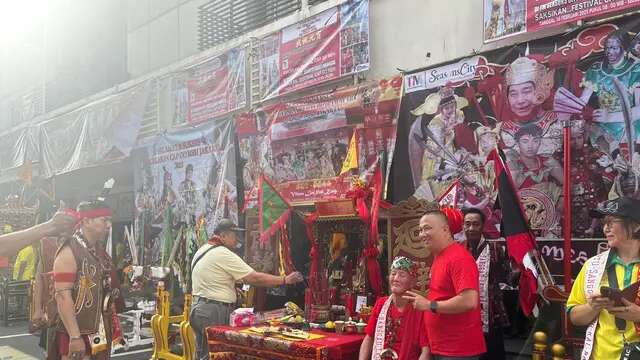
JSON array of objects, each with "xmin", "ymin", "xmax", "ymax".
[{"xmin": 404, "ymin": 208, "xmax": 486, "ymax": 359}]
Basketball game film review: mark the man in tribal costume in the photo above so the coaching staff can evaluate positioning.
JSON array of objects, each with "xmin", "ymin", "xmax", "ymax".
[
  {"xmin": 358, "ymin": 256, "xmax": 429, "ymax": 360},
  {"xmin": 50, "ymin": 199, "xmax": 121, "ymax": 360},
  {"xmin": 462, "ymin": 208, "xmax": 511, "ymax": 360}
]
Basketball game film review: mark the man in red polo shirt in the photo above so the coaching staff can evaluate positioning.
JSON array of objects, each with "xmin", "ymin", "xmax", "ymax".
[{"xmin": 404, "ymin": 208, "xmax": 486, "ymax": 359}]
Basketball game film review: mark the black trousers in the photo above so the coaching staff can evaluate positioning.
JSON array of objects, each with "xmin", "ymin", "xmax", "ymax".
[{"xmin": 479, "ymin": 326, "xmax": 505, "ymax": 360}]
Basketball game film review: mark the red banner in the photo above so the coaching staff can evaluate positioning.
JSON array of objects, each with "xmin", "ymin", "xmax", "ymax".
[
  {"xmin": 279, "ymin": 10, "xmax": 341, "ymax": 95},
  {"xmin": 257, "ymin": 0, "xmax": 370, "ymax": 101},
  {"xmin": 529, "ymin": 0, "xmax": 640, "ymax": 31},
  {"xmin": 483, "ymin": 0, "xmax": 640, "ymax": 42},
  {"xmin": 186, "ymin": 48, "xmax": 246, "ymax": 124},
  {"xmin": 237, "ymin": 76, "xmax": 402, "ymax": 205}
]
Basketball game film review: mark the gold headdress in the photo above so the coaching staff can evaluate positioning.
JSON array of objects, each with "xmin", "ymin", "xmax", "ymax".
[
  {"xmin": 505, "ymin": 57, "xmax": 555, "ymax": 104},
  {"xmin": 473, "ymin": 121, "xmax": 502, "ymax": 144},
  {"xmin": 411, "ymin": 86, "xmax": 469, "ymax": 116}
]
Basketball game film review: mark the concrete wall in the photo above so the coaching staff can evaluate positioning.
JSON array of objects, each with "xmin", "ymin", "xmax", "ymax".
[
  {"xmin": 0, "ymin": 0, "xmax": 128, "ymax": 126},
  {"xmin": 126, "ymin": 0, "xmax": 571, "ymax": 80},
  {"xmin": 369, "ymin": 0, "xmax": 483, "ymax": 79},
  {"xmin": 127, "ymin": 0, "xmax": 486, "ymax": 78},
  {"xmin": 44, "ymin": 0, "xmax": 128, "ymax": 111},
  {"xmin": 126, "ymin": 0, "xmax": 208, "ymax": 77}
]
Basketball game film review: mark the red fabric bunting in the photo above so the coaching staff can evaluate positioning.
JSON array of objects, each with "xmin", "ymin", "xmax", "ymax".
[
  {"xmin": 365, "ymin": 165, "xmax": 384, "ymax": 297},
  {"xmin": 346, "ymin": 188, "xmax": 370, "ymax": 224},
  {"xmin": 303, "ymin": 212, "xmax": 319, "ymax": 303},
  {"xmin": 362, "ymin": 247, "xmax": 379, "ymax": 258},
  {"xmin": 440, "ymin": 206, "xmax": 463, "ymax": 234},
  {"xmin": 279, "ymin": 225, "xmax": 296, "ymax": 274}
]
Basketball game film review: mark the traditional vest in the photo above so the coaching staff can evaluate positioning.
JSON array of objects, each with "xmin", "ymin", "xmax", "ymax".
[
  {"xmin": 40, "ymin": 237, "xmax": 61, "ymax": 326},
  {"xmin": 55, "ymin": 235, "xmax": 112, "ymax": 335}
]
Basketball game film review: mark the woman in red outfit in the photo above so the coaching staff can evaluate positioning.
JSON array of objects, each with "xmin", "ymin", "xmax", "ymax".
[{"xmin": 358, "ymin": 256, "xmax": 430, "ymax": 360}]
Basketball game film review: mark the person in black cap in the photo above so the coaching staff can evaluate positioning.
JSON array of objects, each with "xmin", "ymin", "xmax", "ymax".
[
  {"xmin": 567, "ymin": 197, "xmax": 640, "ymax": 359},
  {"xmin": 190, "ymin": 218, "xmax": 304, "ymax": 360}
]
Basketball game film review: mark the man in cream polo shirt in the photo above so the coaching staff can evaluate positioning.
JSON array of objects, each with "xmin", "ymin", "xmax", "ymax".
[{"xmin": 190, "ymin": 219, "xmax": 303, "ymax": 360}]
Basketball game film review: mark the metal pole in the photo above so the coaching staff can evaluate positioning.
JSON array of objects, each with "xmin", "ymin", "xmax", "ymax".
[{"xmin": 562, "ymin": 120, "xmax": 572, "ymax": 293}]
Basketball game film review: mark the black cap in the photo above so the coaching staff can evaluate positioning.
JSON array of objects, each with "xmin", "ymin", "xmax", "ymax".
[
  {"xmin": 214, "ymin": 218, "xmax": 245, "ymax": 235},
  {"xmin": 589, "ymin": 197, "xmax": 640, "ymax": 224}
]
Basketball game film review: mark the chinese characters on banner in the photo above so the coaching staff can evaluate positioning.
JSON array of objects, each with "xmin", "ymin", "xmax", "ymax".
[
  {"xmin": 484, "ymin": 0, "xmax": 640, "ymax": 42},
  {"xmin": 164, "ymin": 47, "xmax": 246, "ymax": 126},
  {"xmin": 258, "ymin": 0, "xmax": 370, "ymax": 101},
  {"xmin": 238, "ymin": 76, "xmax": 402, "ymax": 205},
  {"xmin": 397, "ymin": 17, "xmax": 640, "ymax": 238}
]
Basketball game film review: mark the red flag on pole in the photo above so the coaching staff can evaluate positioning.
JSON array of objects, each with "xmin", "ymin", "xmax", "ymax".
[{"xmin": 487, "ymin": 148, "xmax": 538, "ymax": 315}]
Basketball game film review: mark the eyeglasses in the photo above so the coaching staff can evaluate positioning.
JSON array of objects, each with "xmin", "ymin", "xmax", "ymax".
[{"xmin": 603, "ymin": 218, "xmax": 625, "ymax": 228}]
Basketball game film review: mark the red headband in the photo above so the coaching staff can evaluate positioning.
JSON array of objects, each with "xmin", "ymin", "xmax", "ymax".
[
  {"xmin": 441, "ymin": 206, "xmax": 463, "ymax": 234},
  {"xmin": 63, "ymin": 208, "xmax": 113, "ymax": 221}
]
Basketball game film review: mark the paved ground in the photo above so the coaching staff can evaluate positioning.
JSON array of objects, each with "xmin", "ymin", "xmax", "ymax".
[
  {"xmin": 0, "ymin": 320, "xmax": 152, "ymax": 360},
  {"xmin": 0, "ymin": 319, "xmax": 532, "ymax": 360}
]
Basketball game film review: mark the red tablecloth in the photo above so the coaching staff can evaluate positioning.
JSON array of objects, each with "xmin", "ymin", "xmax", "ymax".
[{"xmin": 207, "ymin": 325, "xmax": 365, "ymax": 360}]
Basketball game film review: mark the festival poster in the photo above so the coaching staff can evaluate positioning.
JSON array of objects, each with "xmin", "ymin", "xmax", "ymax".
[
  {"xmin": 484, "ymin": 0, "xmax": 640, "ymax": 42},
  {"xmin": 133, "ymin": 119, "xmax": 238, "ymax": 267},
  {"xmin": 257, "ymin": 0, "xmax": 370, "ymax": 101},
  {"xmin": 527, "ymin": 0, "xmax": 640, "ymax": 32},
  {"xmin": 484, "ymin": 0, "xmax": 528, "ymax": 41},
  {"xmin": 237, "ymin": 75, "xmax": 402, "ymax": 205},
  {"xmin": 185, "ymin": 47, "xmax": 246, "ymax": 125},
  {"xmin": 396, "ymin": 17, "xmax": 640, "ymax": 238}
]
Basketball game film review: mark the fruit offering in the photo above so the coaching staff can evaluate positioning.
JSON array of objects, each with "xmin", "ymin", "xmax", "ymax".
[{"xmin": 325, "ymin": 321, "xmax": 335, "ymax": 329}]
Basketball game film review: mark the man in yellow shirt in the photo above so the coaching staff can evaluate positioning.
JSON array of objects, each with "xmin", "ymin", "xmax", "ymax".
[
  {"xmin": 13, "ymin": 245, "xmax": 36, "ymax": 281},
  {"xmin": 190, "ymin": 219, "xmax": 304, "ymax": 360}
]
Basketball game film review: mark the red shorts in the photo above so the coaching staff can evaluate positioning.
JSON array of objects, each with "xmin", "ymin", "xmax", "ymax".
[{"xmin": 57, "ymin": 332, "xmax": 90, "ymax": 356}]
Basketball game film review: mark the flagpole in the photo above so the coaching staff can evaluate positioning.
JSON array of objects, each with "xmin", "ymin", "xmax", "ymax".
[{"xmin": 562, "ymin": 119, "xmax": 573, "ymax": 293}]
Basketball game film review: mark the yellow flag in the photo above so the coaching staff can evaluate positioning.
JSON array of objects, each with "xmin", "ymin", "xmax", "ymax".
[{"xmin": 340, "ymin": 132, "xmax": 358, "ymax": 175}]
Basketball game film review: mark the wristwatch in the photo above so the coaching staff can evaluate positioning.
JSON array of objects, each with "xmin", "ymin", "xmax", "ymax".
[{"xmin": 430, "ymin": 301, "xmax": 438, "ymax": 314}]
